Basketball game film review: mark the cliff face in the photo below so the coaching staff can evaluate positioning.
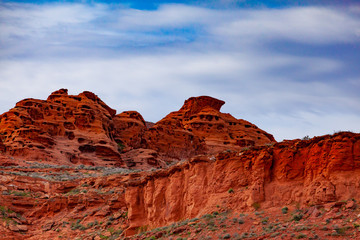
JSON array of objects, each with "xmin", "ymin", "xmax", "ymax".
[
  {"xmin": 124, "ymin": 132, "xmax": 360, "ymax": 234},
  {"xmin": 0, "ymin": 132, "xmax": 359, "ymax": 239},
  {"xmin": 1, "ymin": 90, "xmax": 359, "ymax": 239}
]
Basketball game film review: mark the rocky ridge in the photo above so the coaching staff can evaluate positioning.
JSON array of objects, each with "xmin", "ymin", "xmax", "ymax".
[
  {"xmin": 0, "ymin": 90, "xmax": 359, "ymax": 240},
  {"xmin": 0, "ymin": 89, "xmax": 122, "ymax": 167},
  {"xmin": 0, "ymin": 90, "xmax": 274, "ymax": 169}
]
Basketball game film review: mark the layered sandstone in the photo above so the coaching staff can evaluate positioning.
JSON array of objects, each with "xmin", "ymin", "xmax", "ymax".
[
  {"xmin": 0, "ymin": 130, "xmax": 359, "ymax": 239},
  {"xmin": 0, "ymin": 91, "xmax": 275, "ymax": 169},
  {"xmin": 124, "ymin": 132, "xmax": 360, "ymax": 234},
  {"xmin": 0, "ymin": 89, "xmax": 122, "ymax": 167},
  {"xmin": 142, "ymin": 96, "xmax": 275, "ymax": 163},
  {"xmin": 1, "ymin": 90, "xmax": 359, "ymax": 239}
]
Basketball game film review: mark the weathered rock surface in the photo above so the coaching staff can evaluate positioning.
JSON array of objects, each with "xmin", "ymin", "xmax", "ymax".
[
  {"xmin": 124, "ymin": 132, "xmax": 360, "ymax": 234},
  {"xmin": 0, "ymin": 89, "xmax": 122, "ymax": 167},
  {"xmin": 0, "ymin": 91, "xmax": 274, "ymax": 169},
  {"xmin": 0, "ymin": 131, "xmax": 359, "ymax": 238},
  {"xmin": 0, "ymin": 90, "xmax": 359, "ymax": 239},
  {"xmin": 142, "ymin": 96, "xmax": 275, "ymax": 163}
]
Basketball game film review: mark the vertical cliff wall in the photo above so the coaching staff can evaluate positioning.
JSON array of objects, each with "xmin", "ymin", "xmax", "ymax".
[{"xmin": 124, "ymin": 132, "xmax": 360, "ymax": 235}]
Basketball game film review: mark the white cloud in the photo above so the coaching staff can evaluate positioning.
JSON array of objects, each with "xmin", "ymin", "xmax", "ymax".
[
  {"xmin": 1, "ymin": 3, "xmax": 360, "ymax": 56},
  {"xmin": 0, "ymin": 3, "xmax": 359, "ymax": 141},
  {"xmin": 212, "ymin": 7, "xmax": 360, "ymax": 44},
  {"xmin": 0, "ymin": 3, "xmax": 101, "ymax": 38},
  {"xmin": 1, "ymin": 51, "xmax": 357, "ymax": 135}
]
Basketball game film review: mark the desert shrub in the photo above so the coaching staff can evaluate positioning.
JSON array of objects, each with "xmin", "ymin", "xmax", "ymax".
[
  {"xmin": 87, "ymin": 222, "xmax": 94, "ymax": 228},
  {"xmin": 71, "ymin": 220, "xmax": 87, "ymax": 231},
  {"xmin": 228, "ymin": 188, "xmax": 234, "ymax": 193},
  {"xmin": 334, "ymin": 225, "xmax": 348, "ymax": 235},
  {"xmin": 294, "ymin": 225, "xmax": 309, "ymax": 231},
  {"xmin": 295, "ymin": 233, "xmax": 307, "ymax": 239},
  {"xmin": 207, "ymin": 219, "xmax": 215, "ymax": 227},
  {"xmin": 0, "ymin": 205, "xmax": 14, "ymax": 217},
  {"xmin": 252, "ymin": 202, "xmax": 260, "ymax": 210},
  {"xmin": 219, "ymin": 216, "xmax": 227, "ymax": 223},
  {"xmin": 223, "ymin": 233, "xmax": 231, "ymax": 239},
  {"xmin": 66, "ymin": 188, "xmax": 80, "ymax": 195},
  {"xmin": 302, "ymin": 135, "xmax": 310, "ymax": 140},
  {"xmin": 241, "ymin": 232, "xmax": 248, "ymax": 238},
  {"xmin": 271, "ymin": 232, "xmax": 281, "ymax": 237},
  {"xmin": 117, "ymin": 142, "xmax": 125, "ymax": 153},
  {"xmin": 203, "ymin": 214, "xmax": 214, "ymax": 219},
  {"xmin": 261, "ymin": 217, "xmax": 269, "ymax": 225},
  {"xmin": 138, "ymin": 225, "xmax": 148, "ymax": 233},
  {"xmin": 292, "ymin": 214, "xmax": 303, "ymax": 222},
  {"xmin": 11, "ymin": 190, "xmax": 32, "ymax": 197},
  {"xmin": 281, "ymin": 207, "xmax": 288, "ymax": 214}
]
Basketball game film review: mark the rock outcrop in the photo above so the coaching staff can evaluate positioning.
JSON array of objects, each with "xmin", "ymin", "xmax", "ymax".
[
  {"xmin": 0, "ymin": 89, "xmax": 122, "ymax": 167},
  {"xmin": 1, "ymin": 90, "xmax": 359, "ymax": 239},
  {"xmin": 142, "ymin": 96, "xmax": 275, "ymax": 163},
  {"xmin": 0, "ymin": 132, "xmax": 359, "ymax": 239},
  {"xmin": 0, "ymin": 91, "xmax": 275, "ymax": 169},
  {"xmin": 124, "ymin": 132, "xmax": 360, "ymax": 234}
]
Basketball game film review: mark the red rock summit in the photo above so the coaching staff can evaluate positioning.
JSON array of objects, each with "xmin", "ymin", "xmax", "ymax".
[
  {"xmin": 180, "ymin": 96, "xmax": 225, "ymax": 116},
  {"xmin": 141, "ymin": 95, "xmax": 275, "ymax": 162},
  {"xmin": 0, "ymin": 90, "xmax": 359, "ymax": 240},
  {"xmin": 0, "ymin": 90, "xmax": 275, "ymax": 169},
  {"xmin": 0, "ymin": 89, "xmax": 121, "ymax": 166}
]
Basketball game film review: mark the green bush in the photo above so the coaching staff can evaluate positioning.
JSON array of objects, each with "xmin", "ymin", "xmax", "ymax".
[
  {"xmin": 292, "ymin": 214, "xmax": 303, "ymax": 222},
  {"xmin": 302, "ymin": 135, "xmax": 310, "ymax": 140},
  {"xmin": 117, "ymin": 142, "xmax": 125, "ymax": 153},
  {"xmin": 295, "ymin": 233, "xmax": 307, "ymax": 239},
  {"xmin": 252, "ymin": 202, "xmax": 261, "ymax": 210},
  {"xmin": 271, "ymin": 232, "xmax": 281, "ymax": 237},
  {"xmin": 281, "ymin": 207, "xmax": 289, "ymax": 214},
  {"xmin": 223, "ymin": 233, "xmax": 231, "ymax": 239}
]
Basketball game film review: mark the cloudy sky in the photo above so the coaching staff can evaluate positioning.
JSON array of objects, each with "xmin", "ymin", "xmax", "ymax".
[{"xmin": 0, "ymin": 0, "xmax": 359, "ymax": 141}]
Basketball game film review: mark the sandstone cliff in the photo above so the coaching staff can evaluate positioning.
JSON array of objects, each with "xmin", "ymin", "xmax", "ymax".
[
  {"xmin": 0, "ymin": 132, "xmax": 358, "ymax": 239},
  {"xmin": 124, "ymin": 132, "xmax": 360, "ymax": 234},
  {"xmin": 0, "ymin": 90, "xmax": 359, "ymax": 240}
]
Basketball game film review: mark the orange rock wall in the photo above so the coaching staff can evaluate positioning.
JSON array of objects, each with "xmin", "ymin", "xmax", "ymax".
[{"xmin": 125, "ymin": 132, "xmax": 360, "ymax": 234}]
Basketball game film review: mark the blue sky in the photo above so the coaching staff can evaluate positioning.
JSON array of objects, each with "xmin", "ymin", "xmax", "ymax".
[{"xmin": 0, "ymin": 0, "xmax": 359, "ymax": 141}]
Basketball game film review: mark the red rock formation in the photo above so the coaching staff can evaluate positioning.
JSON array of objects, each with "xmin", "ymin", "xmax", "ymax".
[
  {"xmin": 0, "ymin": 135, "xmax": 5, "ymax": 153},
  {"xmin": 124, "ymin": 132, "xmax": 360, "ymax": 234},
  {"xmin": 0, "ymin": 131, "xmax": 359, "ymax": 239},
  {"xmin": 0, "ymin": 91, "xmax": 275, "ymax": 169},
  {"xmin": 143, "ymin": 96, "xmax": 275, "ymax": 162},
  {"xmin": 0, "ymin": 89, "xmax": 122, "ymax": 166},
  {"xmin": 113, "ymin": 111, "xmax": 147, "ymax": 150},
  {"xmin": 2, "ymin": 90, "xmax": 359, "ymax": 239}
]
